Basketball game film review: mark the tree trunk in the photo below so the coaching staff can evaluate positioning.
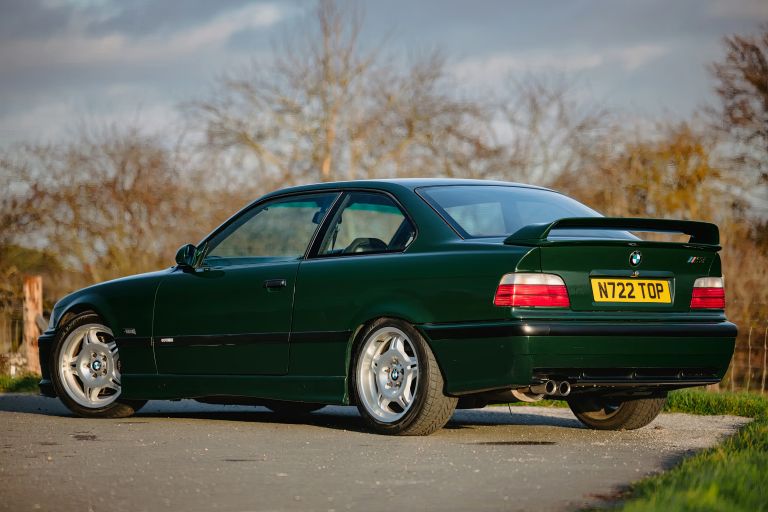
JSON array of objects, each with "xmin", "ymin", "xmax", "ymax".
[{"xmin": 23, "ymin": 275, "xmax": 43, "ymax": 375}]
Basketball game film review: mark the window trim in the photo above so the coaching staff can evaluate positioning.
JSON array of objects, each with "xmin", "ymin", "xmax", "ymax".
[
  {"xmin": 307, "ymin": 189, "xmax": 418, "ymax": 260},
  {"xmin": 197, "ymin": 190, "xmax": 343, "ymax": 265}
]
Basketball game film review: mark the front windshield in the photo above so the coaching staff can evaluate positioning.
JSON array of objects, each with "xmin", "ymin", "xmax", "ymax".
[{"xmin": 418, "ymin": 185, "xmax": 634, "ymax": 240}]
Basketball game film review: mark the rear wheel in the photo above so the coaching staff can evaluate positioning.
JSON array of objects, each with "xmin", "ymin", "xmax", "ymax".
[
  {"xmin": 352, "ymin": 318, "xmax": 457, "ymax": 435},
  {"xmin": 51, "ymin": 312, "xmax": 146, "ymax": 418},
  {"xmin": 568, "ymin": 394, "xmax": 667, "ymax": 430}
]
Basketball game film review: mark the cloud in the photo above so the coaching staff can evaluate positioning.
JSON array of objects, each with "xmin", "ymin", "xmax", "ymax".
[
  {"xmin": 0, "ymin": 94, "xmax": 180, "ymax": 145},
  {"xmin": 451, "ymin": 44, "xmax": 668, "ymax": 86},
  {"xmin": 707, "ymin": 0, "xmax": 768, "ymax": 20},
  {"xmin": 0, "ymin": 2, "xmax": 287, "ymax": 70}
]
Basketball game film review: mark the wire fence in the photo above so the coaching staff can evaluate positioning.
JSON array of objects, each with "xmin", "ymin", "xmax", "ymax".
[{"xmin": 722, "ymin": 324, "xmax": 768, "ymax": 394}]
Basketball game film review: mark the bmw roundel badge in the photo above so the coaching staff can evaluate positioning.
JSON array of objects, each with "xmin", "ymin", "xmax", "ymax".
[{"xmin": 629, "ymin": 250, "xmax": 642, "ymax": 267}]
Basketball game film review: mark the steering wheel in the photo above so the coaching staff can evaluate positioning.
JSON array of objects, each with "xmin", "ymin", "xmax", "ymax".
[{"xmin": 343, "ymin": 237, "xmax": 388, "ymax": 254}]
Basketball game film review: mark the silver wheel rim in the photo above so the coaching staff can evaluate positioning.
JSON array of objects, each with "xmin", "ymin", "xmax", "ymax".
[
  {"xmin": 356, "ymin": 326, "xmax": 419, "ymax": 423},
  {"xmin": 580, "ymin": 399, "xmax": 622, "ymax": 420},
  {"xmin": 58, "ymin": 323, "xmax": 121, "ymax": 408}
]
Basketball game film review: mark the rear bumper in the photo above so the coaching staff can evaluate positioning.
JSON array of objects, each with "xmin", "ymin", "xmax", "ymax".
[{"xmin": 421, "ymin": 320, "xmax": 737, "ymax": 395}]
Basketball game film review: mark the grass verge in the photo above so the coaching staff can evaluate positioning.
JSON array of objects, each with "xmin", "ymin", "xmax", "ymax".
[
  {"xmin": 612, "ymin": 389, "xmax": 767, "ymax": 512},
  {"xmin": 0, "ymin": 374, "xmax": 41, "ymax": 393},
  {"xmin": 502, "ymin": 388, "xmax": 767, "ymax": 510}
]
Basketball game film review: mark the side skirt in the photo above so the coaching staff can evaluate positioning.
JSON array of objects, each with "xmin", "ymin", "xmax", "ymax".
[{"xmin": 120, "ymin": 374, "xmax": 349, "ymax": 405}]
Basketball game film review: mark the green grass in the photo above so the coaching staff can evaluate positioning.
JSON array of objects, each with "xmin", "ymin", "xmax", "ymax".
[
  {"xmin": 0, "ymin": 374, "xmax": 41, "ymax": 393},
  {"xmin": 611, "ymin": 389, "xmax": 768, "ymax": 512},
  {"xmin": 500, "ymin": 388, "xmax": 768, "ymax": 511}
]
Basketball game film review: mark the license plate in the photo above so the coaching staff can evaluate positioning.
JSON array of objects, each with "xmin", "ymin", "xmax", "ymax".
[{"xmin": 591, "ymin": 278, "xmax": 672, "ymax": 303}]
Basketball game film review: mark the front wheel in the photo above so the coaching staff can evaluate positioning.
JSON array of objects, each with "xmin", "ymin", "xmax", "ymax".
[
  {"xmin": 51, "ymin": 312, "xmax": 146, "ymax": 418},
  {"xmin": 568, "ymin": 394, "xmax": 667, "ymax": 430},
  {"xmin": 352, "ymin": 318, "xmax": 457, "ymax": 436}
]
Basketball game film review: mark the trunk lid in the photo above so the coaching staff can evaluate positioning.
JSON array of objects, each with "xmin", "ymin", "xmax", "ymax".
[{"xmin": 505, "ymin": 217, "xmax": 721, "ymax": 312}]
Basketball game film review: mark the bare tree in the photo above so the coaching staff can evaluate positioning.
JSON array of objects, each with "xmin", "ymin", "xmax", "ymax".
[
  {"xmin": 0, "ymin": 150, "xmax": 42, "ymax": 251},
  {"xmin": 556, "ymin": 121, "xmax": 728, "ymax": 220},
  {"xmin": 710, "ymin": 25, "xmax": 768, "ymax": 186},
  {"xmin": 1, "ymin": 127, "xmax": 205, "ymax": 286},
  {"xmin": 189, "ymin": 0, "xmax": 494, "ymax": 184},
  {"xmin": 493, "ymin": 77, "xmax": 611, "ymax": 185}
]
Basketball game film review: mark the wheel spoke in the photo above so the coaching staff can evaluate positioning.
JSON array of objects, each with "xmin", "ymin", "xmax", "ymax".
[
  {"xmin": 390, "ymin": 335, "xmax": 405, "ymax": 354},
  {"xmin": 403, "ymin": 368, "xmax": 417, "ymax": 397},
  {"xmin": 396, "ymin": 395, "xmax": 409, "ymax": 409},
  {"xmin": 82, "ymin": 385, "xmax": 101, "ymax": 402},
  {"xmin": 107, "ymin": 341, "xmax": 118, "ymax": 354},
  {"xmin": 378, "ymin": 394, "xmax": 391, "ymax": 412},
  {"xmin": 402, "ymin": 383, "xmax": 414, "ymax": 404},
  {"xmin": 391, "ymin": 337, "xmax": 413, "ymax": 365}
]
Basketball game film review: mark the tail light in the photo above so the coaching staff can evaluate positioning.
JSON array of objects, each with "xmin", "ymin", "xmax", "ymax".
[
  {"xmin": 690, "ymin": 277, "xmax": 725, "ymax": 309},
  {"xmin": 494, "ymin": 273, "xmax": 570, "ymax": 308}
]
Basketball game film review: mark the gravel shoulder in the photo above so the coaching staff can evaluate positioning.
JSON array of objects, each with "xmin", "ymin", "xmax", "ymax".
[{"xmin": 0, "ymin": 395, "xmax": 750, "ymax": 512}]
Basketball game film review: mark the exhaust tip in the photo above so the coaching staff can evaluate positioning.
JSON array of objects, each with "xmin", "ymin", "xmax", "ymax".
[
  {"xmin": 558, "ymin": 381, "xmax": 571, "ymax": 396},
  {"xmin": 544, "ymin": 380, "xmax": 557, "ymax": 395}
]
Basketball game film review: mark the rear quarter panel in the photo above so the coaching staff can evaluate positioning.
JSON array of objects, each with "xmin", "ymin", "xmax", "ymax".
[{"xmin": 289, "ymin": 243, "xmax": 531, "ymax": 379}]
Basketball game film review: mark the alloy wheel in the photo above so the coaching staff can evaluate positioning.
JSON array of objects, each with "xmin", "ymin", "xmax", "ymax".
[
  {"xmin": 356, "ymin": 327, "xmax": 419, "ymax": 422},
  {"xmin": 58, "ymin": 323, "xmax": 121, "ymax": 408}
]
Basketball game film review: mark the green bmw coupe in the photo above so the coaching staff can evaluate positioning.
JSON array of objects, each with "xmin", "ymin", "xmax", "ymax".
[{"xmin": 38, "ymin": 179, "xmax": 736, "ymax": 435}]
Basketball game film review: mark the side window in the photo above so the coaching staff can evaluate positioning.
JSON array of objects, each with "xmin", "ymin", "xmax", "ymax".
[
  {"xmin": 205, "ymin": 192, "xmax": 338, "ymax": 263},
  {"xmin": 318, "ymin": 192, "xmax": 415, "ymax": 256}
]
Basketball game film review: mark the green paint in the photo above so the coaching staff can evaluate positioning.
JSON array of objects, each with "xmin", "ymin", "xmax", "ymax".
[{"xmin": 39, "ymin": 179, "xmax": 737, "ymax": 405}]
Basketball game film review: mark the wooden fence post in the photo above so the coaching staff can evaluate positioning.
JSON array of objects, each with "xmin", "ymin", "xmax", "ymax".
[
  {"xmin": 23, "ymin": 275, "xmax": 43, "ymax": 375},
  {"xmin": 762, "ymin": 325, "xmax": 767, "ymax": 395},
  {"xmin": 746, "ymin": 326, "xmax": 753, "ymax": 392}
]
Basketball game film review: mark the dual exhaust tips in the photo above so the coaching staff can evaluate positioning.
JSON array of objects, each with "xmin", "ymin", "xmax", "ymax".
[{"xmin": 529, "ymin": 380, "xmax": 571, "ymax": 397}]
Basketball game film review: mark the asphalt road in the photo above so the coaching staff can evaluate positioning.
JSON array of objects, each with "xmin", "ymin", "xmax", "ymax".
[{"xmin": 0, "ymin": 395, "xmax": 749, "ymax": 512}]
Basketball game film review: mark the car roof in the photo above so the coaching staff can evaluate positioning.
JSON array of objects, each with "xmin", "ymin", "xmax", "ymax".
[{"xmin": 261, "ymin": 178, "xmax": 552, "ymax": 199}]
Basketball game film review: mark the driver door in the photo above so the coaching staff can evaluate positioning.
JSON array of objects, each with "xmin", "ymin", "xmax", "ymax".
[{"xmin": 152, "ymin": 192, "xmax": 339, "ymax": 375}]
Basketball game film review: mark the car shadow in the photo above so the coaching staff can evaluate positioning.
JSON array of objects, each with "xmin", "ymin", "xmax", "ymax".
[{"xmin": 0, "ymin": 394, "xmax": 584, "ymax": 432}]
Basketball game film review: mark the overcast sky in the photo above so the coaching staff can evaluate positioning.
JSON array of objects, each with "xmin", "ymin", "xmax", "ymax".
[{"xmin": 0, "ymin": 0, "xmax": 766, "ymax": 148}]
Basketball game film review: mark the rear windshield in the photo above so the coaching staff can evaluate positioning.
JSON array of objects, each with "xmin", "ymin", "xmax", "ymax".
[{"xmin": 418, "ymin": 185, "xmax": 634, "ymax": 240}]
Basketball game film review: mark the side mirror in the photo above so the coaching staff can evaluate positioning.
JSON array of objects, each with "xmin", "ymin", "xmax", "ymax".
[{"xmin": 175, "ymin": 244, "xmax": 198, "ymax": 269}]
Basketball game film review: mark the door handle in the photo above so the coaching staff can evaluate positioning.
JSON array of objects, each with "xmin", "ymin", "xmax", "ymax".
[{"xmin": 264, "ymin": 278, "xmax": 287, "ymax": 289}]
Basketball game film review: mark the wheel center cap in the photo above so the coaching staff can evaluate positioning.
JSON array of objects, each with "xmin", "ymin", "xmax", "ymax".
[
  {"xmin": 91, "ymin": 360, "xmax": 102, "ymax": 371},
  {"xmin": 390, "ymin": 368, "xmax": 400, "ymax": 381}
]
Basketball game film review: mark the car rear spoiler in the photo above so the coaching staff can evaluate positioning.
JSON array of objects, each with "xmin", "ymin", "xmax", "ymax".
[{"xmin": 503, "ymin": 217, "xmax": 720, "ymax": 247}]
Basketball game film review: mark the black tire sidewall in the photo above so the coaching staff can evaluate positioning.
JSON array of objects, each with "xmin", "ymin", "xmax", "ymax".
[{"xmin": 568, "ymin": 395, "xmax": 666, "ymax": 430}]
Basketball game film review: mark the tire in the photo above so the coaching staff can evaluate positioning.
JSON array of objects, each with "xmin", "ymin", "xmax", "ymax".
[
  {"xmin": 51, "ymin": 312, "xmax": 146, "ymax": 418},
  {"xmin": 352, "ymin": 318, "xmax": 457, "ymax": 436},
  {"xmin": 568, "ymin": 394, "xmax": 667, "ymax": 430},
  {"xmin": 263, "ymin": 400, "xmax": 325, "ymax": 416}
]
